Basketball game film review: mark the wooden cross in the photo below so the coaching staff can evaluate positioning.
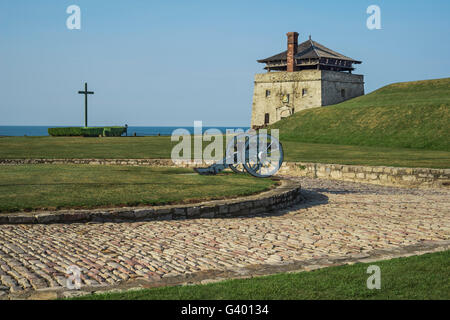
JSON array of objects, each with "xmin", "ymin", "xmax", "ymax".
[{"xmin": 78, "ymin": 82, "xmax": 94, "ymax": 127}]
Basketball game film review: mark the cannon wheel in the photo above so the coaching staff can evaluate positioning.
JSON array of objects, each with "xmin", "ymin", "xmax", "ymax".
[
  {"xmin": 229, "ymin": 163, "xmax": 246, "ymax": 174},
  {"xmin": 243, "ymin": 134, "xmax": 284, "ymax": 178},
  {"xmin": 226, "ymin": 134, "xmax": 247, "ymax": 174}
]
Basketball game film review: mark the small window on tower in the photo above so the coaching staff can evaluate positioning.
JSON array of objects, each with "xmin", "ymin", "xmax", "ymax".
[
  {"xmin": 341, "ymin": 89, "xmax": 346, "ymax": 98},
  {"xmin": 265, "ymin": 90, "xmax": 271, "ymax": 97},
  {"xmin": 302, "ymin": 88, "xmax": 308, "ymax": 97},
  {"xmin": 264, "ymin": 113, "xmax": 270, "ymax": 124}
]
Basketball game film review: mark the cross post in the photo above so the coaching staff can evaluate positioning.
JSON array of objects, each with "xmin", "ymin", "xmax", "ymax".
[{"xmin": 78, "ymin": 83, "xmax": 94, "ymax": 127}]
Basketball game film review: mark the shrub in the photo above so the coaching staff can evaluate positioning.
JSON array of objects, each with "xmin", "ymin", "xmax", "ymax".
[
  {"xmin": 48, "ymin": 127, "xmax": 126, "ymax": 137},
  {"xmin": 103, "ymin": 127, "xmax": 126, "ymax": 137},
  {"xmin": 48, "ymin": 127, "xmax": 83, "ymax": 136},
  {"xmin": 83, "ymin": 127, "xmax": 104, "ymax": 137}
]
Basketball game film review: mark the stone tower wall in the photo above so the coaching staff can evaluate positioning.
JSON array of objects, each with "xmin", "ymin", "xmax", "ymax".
[
  {"xmin": 321, "ymin": 71, "xmax": 365, "ymax": 106},
  {"xmin": 251, "ymin": 70, "xmax": 364, "ymax": 128}
]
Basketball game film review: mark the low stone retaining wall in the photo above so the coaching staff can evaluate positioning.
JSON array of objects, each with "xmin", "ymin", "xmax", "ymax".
[
  {"xmin": 278, "ymin": 162, "xmax": 450, "ymax": 188},
  {"xmin": 0, "ymin": 158, "xmax": 185, "ymax": 167},
  {"xmin": 0, "ymin": 179, "xmax": 303, "ymax": 225},
  {"xmin": 1, "ymin": 158, "xmax": 449, "ymax": 188}
]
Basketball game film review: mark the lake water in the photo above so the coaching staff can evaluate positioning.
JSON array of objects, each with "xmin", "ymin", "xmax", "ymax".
[{"xmin": 0, "ymin": 126, "xmax": 251, "ymax": 137}]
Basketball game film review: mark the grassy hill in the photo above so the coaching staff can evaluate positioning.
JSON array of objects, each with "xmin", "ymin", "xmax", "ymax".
[{"xmin": 270, "ymin": 78, "xmax": 450, "ymax": 151}]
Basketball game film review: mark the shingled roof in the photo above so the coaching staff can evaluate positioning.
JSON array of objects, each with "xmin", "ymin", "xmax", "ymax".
[{"xmin": 258, "ymin": 37, "xmax": 361, "ymax": 64}]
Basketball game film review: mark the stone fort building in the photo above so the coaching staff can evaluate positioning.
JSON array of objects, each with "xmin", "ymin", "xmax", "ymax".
[{"xmin": 251, "ymin": 32, "xmax": 364, "ymax": 128}]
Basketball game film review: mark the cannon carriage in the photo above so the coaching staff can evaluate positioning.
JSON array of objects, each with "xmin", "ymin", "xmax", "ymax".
[{"xmin": 194, "ymin": 132, "xmax": 284, "ymax": 178}]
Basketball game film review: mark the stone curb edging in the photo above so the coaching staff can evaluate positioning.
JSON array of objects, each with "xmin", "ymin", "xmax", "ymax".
[
  {"xmin": 0, "ymin": 158, "xmax": 183, "ymax": 167},
  {"xmin": 0, "ymin": 179, "xmax": 303, "ymax": 225},
  {"xmin": 5, "ymin": 240, "xmax": 449, "ymax": 300},
  {"xmin": 1, "ymin": 158, "xmax": 449, "ymax": 188},
  {"xmin": 278, "ymin": 162, "xmax": 450, "ymax": 189}
]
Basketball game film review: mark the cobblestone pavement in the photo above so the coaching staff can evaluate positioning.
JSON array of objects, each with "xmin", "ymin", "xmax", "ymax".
[{"xmin": 0, "ymin": 177, "xmax": 449, "ymax": 298}]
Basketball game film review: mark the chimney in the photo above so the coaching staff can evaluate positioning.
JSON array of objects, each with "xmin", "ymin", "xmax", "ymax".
[{"xmin": 286, "ymin": 32, "xmax": 299, "ymax": 72}]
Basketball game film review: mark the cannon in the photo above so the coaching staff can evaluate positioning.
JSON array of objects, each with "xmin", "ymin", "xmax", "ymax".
[{"xmin": 194, "ymin": 132, "xmax": 284, "ymax": 178}]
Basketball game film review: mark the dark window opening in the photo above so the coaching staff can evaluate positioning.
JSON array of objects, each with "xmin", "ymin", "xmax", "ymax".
[
  {"xmin": 302, "ymin": 88, "xmax": 308, "ymax": 97},
  {"xmin": 341, "ymin": 89, "xmax": 346, "ymax": 98},
  {"xmin": 265, "ymin": 90, "xmax": 271, "ymax": 97},
  {"xmin": 264, "ymin": 113, "xmax": 270, "ymax": 124}
]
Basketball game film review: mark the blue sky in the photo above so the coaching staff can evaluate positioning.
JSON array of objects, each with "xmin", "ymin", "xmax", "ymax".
[{"xmin": 1, "ymin": 0, "xmax": 449, "ymax": 126}]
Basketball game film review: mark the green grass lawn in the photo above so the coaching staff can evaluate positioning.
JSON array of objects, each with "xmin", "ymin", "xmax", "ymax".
[
  {"xmin": 71, "ymin": 250, "xmax": 450, "ymax": 300},
  {"xmin": 282, "ymin": 141, "xmax": 450, "ymax": 168},
  {"xmin": 0, "ymin": 136, "xmax": 173, "ymax": 159},
  {"xmin": 1, "ymin": 136, "xmax": 449, "ymax": 168},
  {"xmin": 270, "ymin": 78, "xmax": 450, "ymax": 151},
  {"xmin": 0, "ymin": 165, "xmax": 276, "ymax": 213}
]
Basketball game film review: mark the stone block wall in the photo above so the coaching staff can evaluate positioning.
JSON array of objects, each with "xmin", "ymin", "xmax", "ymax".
[
  {"xmin": 251, "ymin": 70, "xmax": 322, "ymax": 128},
  {"xmin": 321, "ymin": 71, "xmax": 364, "ymax": 106},
  {"xmin": 278, "ymin": 162, "xmax": 450, "ymax": 188},
  {"xmin": 251, "ymin": 70, "xmax": 364, "ymax": 128}
]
